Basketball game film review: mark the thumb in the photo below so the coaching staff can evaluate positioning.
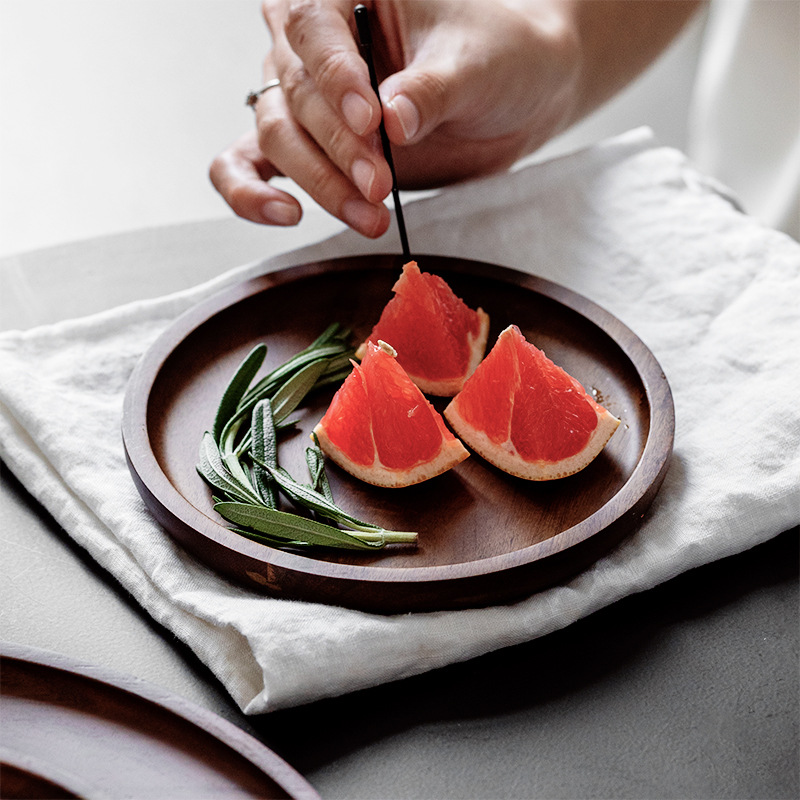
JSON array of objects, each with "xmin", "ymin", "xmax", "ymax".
[{"xmin": 380, "ymin": 63, "xmax": 464, "ymax": 145}]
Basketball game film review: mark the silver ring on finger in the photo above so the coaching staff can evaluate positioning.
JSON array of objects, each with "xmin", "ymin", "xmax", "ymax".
[{"xmin": 245, "ymin": 78, "xmax": 281, "ymax": 109}]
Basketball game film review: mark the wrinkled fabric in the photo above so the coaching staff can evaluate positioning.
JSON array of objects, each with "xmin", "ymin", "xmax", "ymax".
[{"xmin": 1, "ymin": 129, "xmax": 798, "ymax": 713}]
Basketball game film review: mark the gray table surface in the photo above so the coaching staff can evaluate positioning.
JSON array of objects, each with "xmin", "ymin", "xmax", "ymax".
[{"xmin": 1, "ymin": 219, "xmax": 797, "ymax": 800}]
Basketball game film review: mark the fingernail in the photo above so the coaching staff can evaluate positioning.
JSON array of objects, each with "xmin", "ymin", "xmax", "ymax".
[
  {"xmin": 262, "ymin": 200, "xmax": 301, "ymax": 226},
  {"xmin": 342, "ymin": 198, "xmax": 383, "ymax": 237},
  {"xmin": 342, "ymin": 92, "xmax": 373, "ymax": 135},
  {"xmin": 386, "ymin": 94, "xmax": 419, "ymax": 141},
  {"xmin": 351, "ymin": 158, "xmax": 375, "ymax": 199}
]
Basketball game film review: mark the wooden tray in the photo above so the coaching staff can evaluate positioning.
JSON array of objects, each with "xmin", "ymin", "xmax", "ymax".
[
  {"xmin": 122, "ymin": 254, "xmax": 674, "ymax": 613},
  {"xmin": 0, "ymin": 642, "xmax": 319, "ymax": 799}
]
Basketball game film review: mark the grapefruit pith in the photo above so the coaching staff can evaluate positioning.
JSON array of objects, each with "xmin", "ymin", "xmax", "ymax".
[
  {"xmin": 356, "ymin": 261, "xmax": 490, "ymax": 396},
  {"xmin": 444, "ymin": 325, "xmax": 620, "ymax": 480},
  {"xmin": 314, "ymin": 340, "xmax": 469, "ymax": 488}
]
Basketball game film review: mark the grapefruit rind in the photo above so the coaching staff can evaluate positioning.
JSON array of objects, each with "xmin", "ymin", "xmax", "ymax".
[
  {"xmin": 313, "ymin": 423, "xmax": 469, "ymax": 488},
  {"xmin": 355, "ymin": 261, "xmax": 490, "ymax": 396},
  {"xmin": 443, "ymin": 401, "xmax": 620, "ymax": 481}
]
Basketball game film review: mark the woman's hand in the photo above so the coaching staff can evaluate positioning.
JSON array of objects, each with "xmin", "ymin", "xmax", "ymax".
[
  {"xmin": 210, "ymin": 0, "xmax": 700, "ymax": 235},
  {"xmin": 210, "ymin": 0, "xmax": 581, "ymax": 235}
]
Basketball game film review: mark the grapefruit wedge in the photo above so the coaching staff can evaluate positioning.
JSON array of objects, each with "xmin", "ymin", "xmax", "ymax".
[
  {"xmin": 356, "ymin": 261, "xmax": 490, "ymax": 396},
  {"xmin": 444, "ymin": 325, "xmax": 620, "ymax": 480},
  {"xmin": 314, "ymin": 340, "xmax": 469, "ymax": 488}
]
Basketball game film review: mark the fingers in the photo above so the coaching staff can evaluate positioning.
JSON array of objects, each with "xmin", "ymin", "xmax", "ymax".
[
  {"xmin": 269, "ymin": 54, "xmax": 393, "ymax": 205},
  {"xmin": 255, "ymin": 1, "xmax": 392, "ymax": 235},
  {"xmin": 210, "ymin": 122, "xmax": 390, "ymax": 236},
  {"xmin": 254, "ymin": 75, "xmax": 391, "ymax": 237},
  {"xmin": 209, "ymin": 130, "xmax": 303, "ymax": 226},
  {"xmin": 266, "ymin": 0, "xmax": 380, "ymax": 136}
]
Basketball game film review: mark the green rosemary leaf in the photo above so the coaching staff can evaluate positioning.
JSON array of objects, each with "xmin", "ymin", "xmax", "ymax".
[
  {"xmin": 314, "ymin": 366, "xmax": 354, "ymax": 390},
  {"xmin": 220, "ymin": 415, "xmax": 244, "ymax": 457},
  {"xmin": 251, "ymin": 398, "xmax": 277, "ymax": 508},
  {"xmin": 228, "ymin": 526, "xmax": 313, "ymax": 549},
  {"xmin": 241, "ymin": 341, "xmax": 352, "ymax": 406},
  {"xmin": 270, "ymin": 358, "xmax": 328, "ymax": 423},
  {"xmin": 223, "ymin": 450, "xmax": 256, "ymax": 497},
  {"xmin": 319, "ymin": 351, "xmax": 356, "ymax": 377},
  {"xmin": 212, "ymin": 344, "xmax": 267, "ymax": 443},
  {"xmin": 197, "ymin": 432, "xmax": 262, "ymax": 505},
  {"xmin": 306, "ymin": 434, "xmax": 334, "ymax": 503},
  {"xmin": 252, "ymin": 457, "xmax": 345, "ymax": 519},
  {"xmin": 276, "ymin": 416, "xmax": 300, "ymax": 431},
  {"xmin": 265, "ymin": 466, "xmax": 380, "ymax": 531},
  {"xmin": 233, "ymin": 413, "xmax": 296, "ymax": 457},
  {"xmin": 309, "ymin": 321, "xmax": 349, "ymax": 348},
  {"xmin": 214, "ymin": 502, "xmax": 385, "ymax": 550}
]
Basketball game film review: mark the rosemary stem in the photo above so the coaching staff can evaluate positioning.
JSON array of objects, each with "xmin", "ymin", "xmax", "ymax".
[{"xmin": 361, "ymin": 530, "xmax": 418, "ymax": 544}]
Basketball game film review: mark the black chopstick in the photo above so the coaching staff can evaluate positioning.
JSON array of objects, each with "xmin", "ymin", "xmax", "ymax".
[{"xmin": 354, "ymin": 4, "xmax": 411, "ymax": 261}]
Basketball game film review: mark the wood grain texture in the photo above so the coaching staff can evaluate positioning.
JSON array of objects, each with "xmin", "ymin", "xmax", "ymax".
[
  {"xmin": 0, "ymin": 643, "xmax": 319, "ymax": 800},
  {"xmin": 122, "ymin": 254, "xmax": 675, "ymax": 613}
]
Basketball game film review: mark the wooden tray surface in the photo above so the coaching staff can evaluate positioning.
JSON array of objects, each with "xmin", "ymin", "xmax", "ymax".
[
  {"xmin": 122, "ymin": 254, "xmax": 674, "ymax": 613},
  {"xmin": 0, "ymin": 642, "xmax": 319, "ymax": 799}
]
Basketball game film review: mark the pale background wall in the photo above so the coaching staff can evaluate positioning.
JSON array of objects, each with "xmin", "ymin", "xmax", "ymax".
[{"xmin": 0, "ymin": 0, "xmax": 268, "ymax": 257}]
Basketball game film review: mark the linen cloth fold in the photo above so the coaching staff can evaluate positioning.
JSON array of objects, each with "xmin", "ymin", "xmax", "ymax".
[{"xmin": 1, "ymin": 129, "xmax": 798, "ymax": 713}]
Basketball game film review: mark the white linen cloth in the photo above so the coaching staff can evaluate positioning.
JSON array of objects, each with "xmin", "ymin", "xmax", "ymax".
[{"xmin": 1, "ymin": 129, "xmax": 798, "ymax": 713}]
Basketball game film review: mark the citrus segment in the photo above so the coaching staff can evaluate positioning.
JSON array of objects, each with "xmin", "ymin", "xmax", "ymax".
[
  {"xmin": 355, "ymin": 261, "xmax": 490, "ymax": 396},
  {"xmin": 314, "ymin": 341, "xmax": 469, "ymax": 487},
  {"xmin": 444, "ymin": 325, "xmax": 620, "ymax": 480}
]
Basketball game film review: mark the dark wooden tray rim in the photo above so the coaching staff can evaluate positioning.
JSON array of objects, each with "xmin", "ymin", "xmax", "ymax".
[{"xmin": 0, "ymin": 641, "xmax": 319, "ymax": 799}]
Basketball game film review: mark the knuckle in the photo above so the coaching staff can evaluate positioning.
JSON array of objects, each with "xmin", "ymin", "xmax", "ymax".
[
  {"xmin": 414, "ymin": 70, "xmax": 448, "ymax": 109},
  {"xmin": 285, "ymin": 0, "xmax": 316, "ymax": 43},
  {"xmin": 285, "ymin": 0, "xmax": 355, "ymax": 93},
  {"xmin": 324, "ymin": 121, "xmax": 351, "ymax": 159},
  {"xmin": 256, "ymin": 112, "xmax": 288, "ymax": 151},
  {"xmin": 313, "ymin": 46, "xmax": 353, "ymax": 93},
  {"xmin": 261, "ymin": 0, "xmax": 283, "ymax": 26},
  {"xmin": 306, "ymin": 160, "xmax": 342, "ymax": 203},
  {"xmin": 279, "ymin": 62, "xmax": 310, "ymax": 106}
]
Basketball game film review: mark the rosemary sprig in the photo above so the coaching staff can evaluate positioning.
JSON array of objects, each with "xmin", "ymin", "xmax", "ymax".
[
  {"xmin": 252, "ymin": 456, "xmax": 414, "ymax": 540},
  {"xmin": 214, "ymin": 502, "xmax": 411, "ymax": 550},
  {"xmin": 196, "ymin": 324, "xmax": 418, "ymax": 552}
]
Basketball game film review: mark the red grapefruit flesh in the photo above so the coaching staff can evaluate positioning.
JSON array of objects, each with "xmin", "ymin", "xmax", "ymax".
[
  {"xmin": 444, "ymin": 325, "xmax": 620, "ymax": 480},
  {"xmin": 314, "ymin": 340, "xmax": 469, "ymax": 488},
  {"xmin": 356, "ymin": 261, "xmax": 490, "ymax": 396}
]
